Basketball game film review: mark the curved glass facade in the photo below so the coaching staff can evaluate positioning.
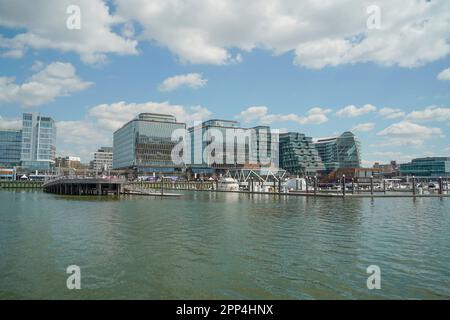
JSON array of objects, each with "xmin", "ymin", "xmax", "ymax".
[{"xmin": 314, "ymin": 131, "xmax": 361, "ymax": 171}]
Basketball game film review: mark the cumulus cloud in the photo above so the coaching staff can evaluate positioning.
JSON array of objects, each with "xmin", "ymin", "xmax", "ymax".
[
  {"xmin": 376, "ymin": 120, "xmax": 443, "ymax": 146},
  {"xmin": 406, "ymin": 106, "xmax": 450, "ymax": 122},
  {"xmin": 379, "ymin": 107, "xmax": 406, "ymax": 119},
  {"xmin": 112, "ymin": 0, "xmax": 450, "ymax": 68},
  {"xmin": 238, "ymin": 106, "xmax": 331, "ymax": 125},
  {"xmin": 351, "ymin": 122, "xmax": 375, "ymax": 132},
  {"xmin": 0, "ymin": 115, "xmax": 21, "ymax": 129},
  {"xmin": 54, "ymin": 101, "xmax": 212, "ymax": 161},
  {"xmin": 1, "ymin": 1, "xmax": 449, "ymax": 68},
  {"xmin": 87, "ymin": 101, "xmax": 211, "ymax": 131},
  {"xmin": 0, "ymin": 61, "xmax": 92, "ymax": 107},
  {"xmin": 0, "ymin": 0, "xmax": 138, "ymax": 64},
  {"xmin": 437, "ymin": 67, "xmax": 450, "ymax": 81},
  {"xmin": 335, "ymin": 104, "xmax": 377, "ymax": 118},
  {"xmin": 159, "ymin": 73, "xmax": 207, "ymax": 92}
]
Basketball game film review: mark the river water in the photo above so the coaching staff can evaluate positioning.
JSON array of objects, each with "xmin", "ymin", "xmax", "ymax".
[{"xmin": 0, "ymin": 189, "xmax": 449, "ymax": 299}]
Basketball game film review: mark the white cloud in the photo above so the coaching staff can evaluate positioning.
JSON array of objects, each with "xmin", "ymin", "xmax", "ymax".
[
  {"xmin": 379, "ymin": 107, "xmax": 406, "ymax": 119},
  {"xmin": 159, "ymin": 73, "xmax": 207, "ymax": 92},
  {"xmin": 238, "ymin": 106, "xmax": 331, "ymax": 125},
  {"xmin": 376, "ymin": 121, "xmax": 443, "ymax": 146},
  {"xmin": 437, "ymin": 67, "xmax": 450, "ymax": 81},
  {"xmin": 0, "ymin": 0, "xmax": 138, "ymax": 64},
  {"xmin": 87, "ymin": 101, "xmax": 211, "ymax": 131},
  {"xmin": 351, "ymin": 122, "xmax": 375, "ymax": 132},
  {"xmin": 54, "ymin": 100, "xmax": 212, "ymax": 161},
  {"xmin": 112, "ymin": 0, "xmax": 450, "ymax": 68},
  {"xmin": 56, "ymin": 120, "xmax": 111, "ymax": 161},
  {"xmin": 2, "ymin": 1, "xmax": 449, "ymax": 68},
  {"xmin": 0, "ymin": 115, "xmax": 21, "ymax": 130},
  {"xmin": 406, "ymin": 106, "xmax": 450, "ymax": 122},
  {"xmin": 335, "ymin": 104, "xmax": 377, "ymax": 118},
  {"xmin": 0, "ymin": 61, "xmax": 92, "ymax": 107},
  {"xmin": 378, "ymin": 121, "xmax": 442, "ymax": 137}
]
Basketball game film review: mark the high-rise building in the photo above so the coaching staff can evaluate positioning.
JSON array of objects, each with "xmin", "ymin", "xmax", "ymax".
[
  {"xmin": 113, "ymin": 113, "xmax": 186, "ymax": 173},
  {"xmin": 92, "ymin": 147, "xmax": 113, "ymax": 172},
  {"xmin": 20, "ymin": 113, "xmax": 56, "ymax": 171},
  {"xmin": 187, "ymin": 120, "xmax": 277, "ymax": 175},
  {"xmin": 279, "ymin": 132, "xmax": 325, "ymax": 176},
  {"xmin": 314, "ymin": 131, "xmax": 361, "ymax": 172},
  {"xmin": 400, "ymin": 157, "xmax": 450, "ymax": 178},
  {"xmin": 0, "ymin": 129, "xmax": 22, "ymax": 167}
]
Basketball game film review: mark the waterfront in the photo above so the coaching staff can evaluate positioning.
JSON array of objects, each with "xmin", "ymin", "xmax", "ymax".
[{"xmin": 0, "ymin": 189, "xmax": 449, "ymax": 299}]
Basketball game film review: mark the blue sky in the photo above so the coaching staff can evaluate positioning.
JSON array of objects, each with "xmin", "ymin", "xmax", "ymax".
[{"xmin": 1, "ymin": 0, "xmax": 450, "ymax": 163}]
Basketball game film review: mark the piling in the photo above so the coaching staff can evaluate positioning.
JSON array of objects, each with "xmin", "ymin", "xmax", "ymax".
[
  {"xmin": 342, "ymin": 175, "xmax": 346, "ymax": 197},
  {"xmin": 370, "ymin": 176, "xmax": 374, "ymax": 195},
  {"xmin": 314, "ymin": 176, "xmax": 317, "ymax": 196},
  {"xmin": 305, "ymin": 176, "xmax": 309, "ymax": 194}
]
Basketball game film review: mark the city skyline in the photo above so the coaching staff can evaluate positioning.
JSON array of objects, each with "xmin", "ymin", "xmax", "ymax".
[{"xmin": 0, "ymin": 0, "xmax": 450, "ymax": 164}]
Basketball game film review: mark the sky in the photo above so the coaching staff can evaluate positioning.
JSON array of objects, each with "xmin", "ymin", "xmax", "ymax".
[{"xmin": 0, "ymin": 0, "xmax": 449, "ymax": 165}]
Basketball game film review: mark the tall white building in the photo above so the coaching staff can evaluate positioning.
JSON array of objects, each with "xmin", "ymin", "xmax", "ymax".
[
  {"xmin": 20, "ymin": 113, "xmax": 56, "ymax": 171},
  {"xmin": 93, "ymin": 147, "xmax": 113, "ymax": 172}
]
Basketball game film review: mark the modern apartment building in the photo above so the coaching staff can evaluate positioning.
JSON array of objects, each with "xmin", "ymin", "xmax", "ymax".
[
  {"xmin": 92, "ymin": 147, "xmax": 113, "ymax": 172},
  {"xmin": 20, "ymin": 113, "xmax": 56, "ymax": 171},
  {"xmin": 0, "ymin": 129, "xmax": 22, "ymax": 167},
  {"xmin": 113, "ymin": 113, "xmax": 186, "ymax": 173},
  {"xmin": 314, "ymin": 131, "xmax": 361, "ymax": 172},
  {"xmin": 399, "ymin": 157, "xmax": 450, "ymax": 178},
  {"xmin": 279, "ymin": 132, "xmax": 325, "ymax": 176}
]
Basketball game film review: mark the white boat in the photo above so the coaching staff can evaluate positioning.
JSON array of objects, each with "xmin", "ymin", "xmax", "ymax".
[
  {"xmin": 217, "ymin": 177, "xmax": 240, "ymax": 191},
  {"xmin": 283, "ymin": 178, "xmax": 306, "ymax": 191}
]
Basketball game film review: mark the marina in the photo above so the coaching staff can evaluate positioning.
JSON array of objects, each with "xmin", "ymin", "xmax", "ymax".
[
  {"xmin": 3, "ymin": 176, "xmax": 449, "ymax": 198},
  {"xmin": 1, "ymin": 188, "xmax": 449, "ymax": 299}
]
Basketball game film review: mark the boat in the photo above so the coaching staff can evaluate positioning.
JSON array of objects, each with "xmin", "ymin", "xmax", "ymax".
[{"xmin": 217, "ymin": 177, "xmax": 240, "ymax": 191}]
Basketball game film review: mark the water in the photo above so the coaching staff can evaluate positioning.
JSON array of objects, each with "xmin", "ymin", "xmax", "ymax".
[{"xmin": 0, "ymin": 189, "xmax": 449, "ymax": 299}]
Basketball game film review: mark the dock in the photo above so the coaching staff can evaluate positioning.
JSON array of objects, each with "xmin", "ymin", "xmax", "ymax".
[
  {"xmin": 42, "ymin": 177, "xmax": 125, "ymax": 196},
  {"xmin": 121, "ymin": 185, "xmax": 182, "ymax": 197}
]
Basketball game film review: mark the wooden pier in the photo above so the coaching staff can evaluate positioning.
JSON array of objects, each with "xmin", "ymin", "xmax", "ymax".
[{"xmin": 42, "ymin": 178, "xmax": 125, "ymax": 196}]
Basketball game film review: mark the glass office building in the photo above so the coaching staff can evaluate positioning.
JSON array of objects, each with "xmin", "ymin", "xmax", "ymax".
[
  {"xmin": 188, "ymin": 120, "xmax": 277, "ymax": 174},
  {"xmin": 314, "ymin": 131, "xmax": 361, "ymax": 172},
  {"xmin": 0, "ymin": 129, "xmax": 22, "ymax": 167},
  {"xmin": 399, "ymin": 157, "xmax": 450, "ymax": 178},
  {"xmin": 113, "ymin": 113, "xmax": 186, "ymax": 173},
  {"xmin": 279, "ymin": 132, "xmax": 325, "ymax": 176},
  {"xmin": 20, "ymin": 113, "xmax": 56, "ymax": 171}
]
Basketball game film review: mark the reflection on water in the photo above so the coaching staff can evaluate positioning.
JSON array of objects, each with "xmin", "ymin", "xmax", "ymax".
[{"xmin": 0, "ymin": 189, "xmax": 449, "ymax": 299}]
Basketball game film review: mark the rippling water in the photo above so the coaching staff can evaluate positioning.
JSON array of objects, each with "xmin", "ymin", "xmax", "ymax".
[{"xmin": 0, "ymin": 189, "xmax": 449, "ymax": 299}]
